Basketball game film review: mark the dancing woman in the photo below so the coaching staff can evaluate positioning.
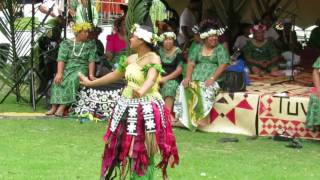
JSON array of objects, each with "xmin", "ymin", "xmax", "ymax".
[
  {"xmin": 79, "ymin": 24, "xmax": 179, "ymax": 179},
  {"xmin": 46, "ymin": 22, "xmax": 97, "ymax": 116}
]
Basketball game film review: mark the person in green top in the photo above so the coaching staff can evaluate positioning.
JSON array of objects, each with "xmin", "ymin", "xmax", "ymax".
[
  {"xmin": 243, "ymin": 23, "xmax": 280, "ymax": 76},
  {"xmin": 76, "ymin": 0, "xmax": 99, "ymax": 26},
  {"xmin": 158, "ymin": 31, "xmax": 184, "ymax": 117},
  {"xmin": 46, "ymin": 22, "xmax": 97, "ymax": 116},
  {"xmin": 175, "ymin": 20, "xmax": 230, "ymax": 130},
  {"xmin": 306, "ymin": 56, "xmax": 320, "ymax": 130}
]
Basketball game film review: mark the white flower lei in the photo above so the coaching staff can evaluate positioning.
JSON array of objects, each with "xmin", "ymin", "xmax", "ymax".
[{"xmin": 199, "ymin": 29, "xmax": 220, "ymax": 39}]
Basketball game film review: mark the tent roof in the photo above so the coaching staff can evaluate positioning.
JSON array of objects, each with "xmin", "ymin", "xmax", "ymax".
[{"xmin": 164, "ymin": 0, "xmax": 320, "ymax": 28}]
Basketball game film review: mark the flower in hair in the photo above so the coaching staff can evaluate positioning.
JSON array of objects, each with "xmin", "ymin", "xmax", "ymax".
[
  {"xmin": 130, "ymin": 24, "xmax": 140, "ymax": 34},
  {"xmin": 159, "ymin": 32, "xmax": 176, "ymax": 42},
  {"xmin": 72, "ymin": 22, "xmax": 92, "ymax": 34},
  {"xmin": 250, "ymin": 23, "xmax": 267, "ymax": 34},
  {"xmin": 199, "ymin": 29, "xmax": 220, "ymax": 39}
]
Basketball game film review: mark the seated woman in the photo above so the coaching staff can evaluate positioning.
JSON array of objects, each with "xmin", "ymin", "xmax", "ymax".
[
  {"xmin": 158, "ymin": 31, "xmax": 184, "ymax": 120},
  {"xmin": 243, "ymin": 24, "xmax": 280, "ymax": 76},
  {"xmin": 79, "ymin": 24, "xmax": 179, "ymax": 179},
  {"xmin": 71, "ymin": 27, "xmax": 124, "ymax": 120},
  {"xmin": 174, "ymin": 20, "xmax": 230, "ymax": 130},
  {"xmin": 307, "ymin": 56, "xmax": 320, "ymax": 131},
  {"xmin": 105, "ymin": 16, "xmax": 127, "ymax": 69},
  {"xmin": 46, "ymin": 22, "xmax": 97, "ymax": 116}
]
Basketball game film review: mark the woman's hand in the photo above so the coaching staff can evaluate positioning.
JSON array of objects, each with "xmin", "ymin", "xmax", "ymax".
[
  {"xmin": 132, "ymin": 89, "xmax": 143, "ymax": 98},
  {"xmin": 159, "ymin": 77, "xmax": 168, "ymax": 84},
  {"xmin": 78, "ymin": 72, "xmax": 91, "ymax": 87},
  {"xmin": 205, "ymin": 78, "xmax": 215, "ymax": 87},
  {"xmin": 182, "ymin": 77, "xmax": 191, "ymax": 88},
  {"xmin": 89, "ymin": 75, "xmax": 97, "ymax": 81},
  {"xmin": 53, "ymin": 73, "xmax": 63, "ymax": 85}
]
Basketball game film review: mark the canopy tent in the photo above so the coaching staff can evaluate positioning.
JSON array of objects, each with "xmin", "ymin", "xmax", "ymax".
[{"xmin": 165, "ymin": 0, "xmax": 320, "ymax": 29}]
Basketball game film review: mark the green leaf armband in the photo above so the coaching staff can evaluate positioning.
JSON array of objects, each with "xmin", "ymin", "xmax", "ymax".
[
  {"xmin": 116, "ymin": 55, "xmax": 128, "ymax": 72},
  {"xmin": 142, "ymin": 63, "xmax": 165, "ymax": 74}
]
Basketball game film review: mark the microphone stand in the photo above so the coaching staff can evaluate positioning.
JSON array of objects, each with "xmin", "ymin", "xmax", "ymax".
[{"xmin": 271, "ymin": 9, "xmax": 298, "ymax": 85}]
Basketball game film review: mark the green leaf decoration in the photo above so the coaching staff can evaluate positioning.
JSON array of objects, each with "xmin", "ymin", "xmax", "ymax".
[{"xmin": 142, "ymin": 63, "xmax": 165, "ymax": 74}]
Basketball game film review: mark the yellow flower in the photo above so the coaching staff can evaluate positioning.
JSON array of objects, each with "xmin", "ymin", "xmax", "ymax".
[{"xmin": 72, "ymin": 22, "xmax": 92, "ymax": 34}]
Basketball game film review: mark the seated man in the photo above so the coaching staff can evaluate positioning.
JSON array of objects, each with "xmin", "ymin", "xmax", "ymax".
[{"xmin": 243, "ymin": 24, "xmax": 280, "ymax": 76}]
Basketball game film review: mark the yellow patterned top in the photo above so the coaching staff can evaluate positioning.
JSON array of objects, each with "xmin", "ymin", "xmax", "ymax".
[{"xmin": 121, "ymin": 58, "xmax": 164, "ymax": 99}]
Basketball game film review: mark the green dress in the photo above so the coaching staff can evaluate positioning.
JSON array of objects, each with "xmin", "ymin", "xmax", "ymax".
[
  {"xmin": 50, "ymin": 39, "xmax": 97, "ymax": 105},
  {"xmin": 159, "ymin": 47, "xmax": 183, "ymax": 98},
  {"xmin": 189, "ymin": 44, "xmax": 230, "ymax": 82},
  {"xmin": 306, "ymin": 56, "xmax": 320, "ymax": 130},
  {"xmin": 174, "ymin": 44, "xmax": 230, "ymax": 130},
  {"xmin": 243, "ymin": 39, "xmax": 278, "ymax": 72}
]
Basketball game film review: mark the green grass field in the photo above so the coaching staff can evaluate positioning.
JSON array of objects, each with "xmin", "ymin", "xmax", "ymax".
[{"xmin": 1, "ymin": 118, "xmax": 320, "ymax": 180}]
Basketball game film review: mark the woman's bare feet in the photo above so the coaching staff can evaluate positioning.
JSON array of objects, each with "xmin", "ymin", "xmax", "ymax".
[
  {"xmin": 54, "ymin": 105, "xmax": 65, "ymax": 117},
  {"xmin": 45, "ymin": 105, "xmax": 57, "ymax": 115}
]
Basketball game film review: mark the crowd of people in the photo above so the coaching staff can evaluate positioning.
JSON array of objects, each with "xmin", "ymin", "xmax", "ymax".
[{"xmin": 34, "ymin": 0, "xmax": 320, "ymax": 179}]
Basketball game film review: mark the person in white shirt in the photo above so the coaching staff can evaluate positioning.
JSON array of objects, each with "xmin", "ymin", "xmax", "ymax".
[
  {"xmin": 262, "ymin": 13, "xmax": 279, "ymax": 41},
  {"xmin": 233, "ymin": 23, "xmax": 252, "ymax": 51},
  {"xmin": 177, "ymin": 0, "xmax": 201, "ymax": 48}
]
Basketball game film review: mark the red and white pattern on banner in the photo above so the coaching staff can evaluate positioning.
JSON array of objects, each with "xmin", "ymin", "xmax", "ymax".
[
  {"xmin": 198, "ymin": 92, "xmax": 259, "ymax": 136},
  {"xmin": 258, "ymin": 94, "xmax": 320, "ymax": 140}
]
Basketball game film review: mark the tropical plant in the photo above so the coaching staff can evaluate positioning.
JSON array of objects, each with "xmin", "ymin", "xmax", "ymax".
[{"xmin": 0, "ymin": 0, "xmax": 36, "ymax": 103}]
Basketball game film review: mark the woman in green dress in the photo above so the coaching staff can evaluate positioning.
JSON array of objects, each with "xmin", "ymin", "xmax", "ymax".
[
  {"xmin": 307, "ymin": 56, "xmax": 320, "ymax": 130},
  {"xmin": 243, "ymin": 24, "xmax": 279, "ymax": 76},
  {"xmin": 158, "ymin": 31, "xmax": 184, "ymax": 116},
  {"xmin": 174, "ymin": 20, "xmax": 230, "ymax": 130},
  {"xmin": 46, "ymin": 22, "xmax": 97, "ymax": 116}
]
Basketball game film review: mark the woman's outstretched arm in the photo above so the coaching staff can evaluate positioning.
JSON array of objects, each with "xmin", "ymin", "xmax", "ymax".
[{"xmin": 79, "ymin": 70, "xmax": 124, "ymax": 87}]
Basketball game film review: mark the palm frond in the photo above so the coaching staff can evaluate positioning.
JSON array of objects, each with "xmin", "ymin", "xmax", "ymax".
[
  {"xmin": 125, "ymin": 0, "xmax": 153, "ymax": 38},
  {"xmin": 0, "ymin": 0, "xmax": 37, "ymax": 102}
]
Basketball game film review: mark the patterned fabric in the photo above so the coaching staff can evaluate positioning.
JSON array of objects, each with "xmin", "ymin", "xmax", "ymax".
[
  {"xmin": 50, "ymin": 39, "xmax": 97, "ymax": 105},
  {"xmin": 161, "ymin": 80, "xmax": 180, "ymax": 98},
  {"xmin": 243, "ymin": 39, "xmax": 278, "ymax": 71},
  {"xmin": 72, "ymin": 87, "xmax": 123, "ymax": 119},
  {"xmin": 305, "ymin": 95, "xmax": 320, "ymax": 130},
  {"xmin": 101, "ymin": 53, "xmax": 179, "ymax": 179},
  {"xmin": 307, "ymin": 57, "xmax": 320, "ymax": 130},
  {"xmin": 174, "ymin": 81, "xmax": 220, "ymax": 130},
  {"xmin": 189, "ymin": 44, "xmax": 230, "ymax": 82}
]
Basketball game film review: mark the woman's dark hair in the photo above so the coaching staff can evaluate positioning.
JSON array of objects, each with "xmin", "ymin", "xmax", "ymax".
[
  {"xmin": 199, "ymin": 19, "xmax": 219, "ymax": 34},
  {"xmin": 114, "ymin": 16, "xmax": 125, "ymax": 32}
]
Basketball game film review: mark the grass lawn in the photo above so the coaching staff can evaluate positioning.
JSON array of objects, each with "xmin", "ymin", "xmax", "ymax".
[
  {"xmin": 1, "ymin": 118, "xmax": 320, "ymax": 180},
  {"xmin": 0, "ymin": 91, "xmax": 48, "ymax": 113}
]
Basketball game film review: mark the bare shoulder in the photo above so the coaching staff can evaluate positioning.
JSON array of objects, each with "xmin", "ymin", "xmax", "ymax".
[
  {"xmin": 126, "ymin": 54, "xmax": 138, "ymax": 64},
  {"xmin": 148, "ymin": 52, "xmax": 161, "ymax": 64}
]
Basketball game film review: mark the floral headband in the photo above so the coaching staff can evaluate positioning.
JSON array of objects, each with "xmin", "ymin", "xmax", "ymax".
[
  {"xmin": 199, "ymin": 29, "xmax": 220, "ymax": 39},
  {"xmin": 71, "ymin": 22, "xmax": 92, "ymax": 34},
  {"xmin": 130, "ymin": 24, "xmax": 159, "ymax": 46},
  {"xmin": 250, "ymin": 24, "xmax": 267, "ymax": 33},
  {"xmin": 159, "ymin": 32, "xmax": 176, "ymax": 42}
]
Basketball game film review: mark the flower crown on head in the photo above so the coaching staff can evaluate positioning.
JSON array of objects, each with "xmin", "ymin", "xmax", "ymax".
[
  {"xmin": 159, "ymin": 32, "xmax": 176, "ymax": 42},
  {"xmin": 130, "ymin": 23, "xmax": 159, "ymax": 46},
  {"xmin": 72, "ymin": 22, "xmax": 92, "ymax": 34},
  {"xmin": 250, "ymin": 23, "xmax": 267, "ymax": 33},
  {"xmin": 199, "ymin": 29, "xmax": 220, "ymax": 39}
]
